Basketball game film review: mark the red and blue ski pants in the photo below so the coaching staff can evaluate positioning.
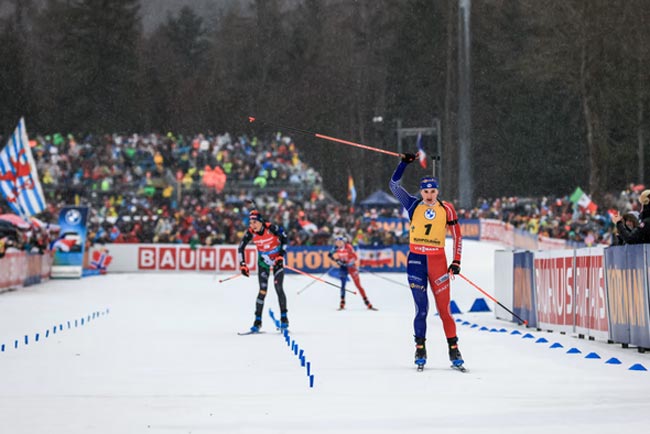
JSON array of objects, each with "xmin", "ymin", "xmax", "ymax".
[{"xmin": 406, "ymin": 251, "xmax": 457, "ymax": 340}]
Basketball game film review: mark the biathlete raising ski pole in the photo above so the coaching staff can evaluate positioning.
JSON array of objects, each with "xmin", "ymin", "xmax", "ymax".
[{"xmin": 248, "ymin": 117, "xmax": 522, "ymax": 372}]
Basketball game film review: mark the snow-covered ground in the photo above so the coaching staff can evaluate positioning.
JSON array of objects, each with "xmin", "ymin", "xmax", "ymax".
[{"xmin": 1, "ymin": 240, "xmax": 650, "ymax": 433}]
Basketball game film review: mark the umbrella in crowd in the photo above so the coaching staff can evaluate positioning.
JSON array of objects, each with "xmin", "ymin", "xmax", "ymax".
[{"xmin": 0, "ymin": 213, "xmax": 31, "ymax": 230}]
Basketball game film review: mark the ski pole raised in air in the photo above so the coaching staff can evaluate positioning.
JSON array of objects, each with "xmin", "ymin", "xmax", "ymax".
[
  {"xmin": 457, "ymin": 273, "xmax": 528, "ymax": 326},
  {"xmin": 285, "ymin": 265, "xmax": 356, "ymax": 294},
  {"xmin": 248, "ymin": 117, "xmax": 401, "ymax": 158},
  {"xmin": 217, "ymin": 273, "xmax": 243, "ymax": 284}
]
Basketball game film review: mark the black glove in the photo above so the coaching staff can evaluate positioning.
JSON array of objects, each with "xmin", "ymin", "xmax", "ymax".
[
  {"xmin": 274, "ymin": 257, "xmax": 284, "ymax": 270},
  {"xmin": 240, "ymin": 261, "xmax": 250, "ymax": 277},
  {"xmin": 336, "ymin": 259, "xmax": 346, "ymax": 267},
  {"xmin": 448, "ymin": 260, "xmax": 461, "ymax": 275},
  {"xmin": 401, "ymin": 153, "xmax": 416, "ymax": 164}
]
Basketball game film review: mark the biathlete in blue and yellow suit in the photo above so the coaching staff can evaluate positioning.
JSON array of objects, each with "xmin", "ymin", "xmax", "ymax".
[
  {"xmin": 389, "ymin": 153, "xmax": 464, "ymax": 368},
  {"xmin": 238, "ymin": 210, "xmax": 289, "ymax": 333}
]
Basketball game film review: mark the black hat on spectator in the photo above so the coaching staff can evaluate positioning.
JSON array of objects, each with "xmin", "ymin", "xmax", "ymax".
[{"xmin": 622, "ymin": 213, "xmax": 639, "ymax": 227}]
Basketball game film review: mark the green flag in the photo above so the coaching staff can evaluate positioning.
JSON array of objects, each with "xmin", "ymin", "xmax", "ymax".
[{"xmin": 569, "ymin": 187, "xmax": 584, "ymax": 204}]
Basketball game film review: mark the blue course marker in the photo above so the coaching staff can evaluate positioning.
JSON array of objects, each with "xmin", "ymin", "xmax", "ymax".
[{"xmin": 629, "ymin": 363, "xmax": 648, "ymax": 371}]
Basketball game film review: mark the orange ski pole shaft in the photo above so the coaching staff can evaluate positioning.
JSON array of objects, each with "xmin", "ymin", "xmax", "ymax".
[
  {"xmin": 458, "ymin": 273, "xmax": 528, "ymax": 326},
  {"xmin": 285, "ymin": 265, "xmax": 356, "ymax": 294},
  {"xmin": 248, "ymin": 116, "xmax": 400, "ymax": 158},
  {"xmin": 218, "ymin": 273, "xmax": 243, "ymax": 283},
  {"xmin": 297, "ymin": 266, "xmax": 334, "ymax": 295}
]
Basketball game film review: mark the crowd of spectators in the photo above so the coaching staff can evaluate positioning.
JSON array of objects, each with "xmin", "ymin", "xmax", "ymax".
[
  {"xmin": 459, "ymin": 186, "xmax": 647, "ymax": 247},
  {"xmin": 0, "ymin": 129, "xmax": 647, "ymax": 250}
]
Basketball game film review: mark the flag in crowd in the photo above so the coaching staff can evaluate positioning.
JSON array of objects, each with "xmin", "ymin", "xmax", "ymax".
[
  {"xmin": 90, "ymin": 248, "xmax": 113, "ymax": 273},
  {"xmin": 570, "ymin": 187, "xmax": 597, "ymax": 214},
  {"xmin": 348, "ymin": 175, "xmax": 357, "ymax": 205},
  {"xmin": 357, "ymin": 244, "xmax": 393, "ymax": 267},
  {"xmin": 416, "ymin": 132, "xmax": 427, "ymax": 169},
  {"xmin": 0, "ymin": 118, "xmax": 47, "ymax": 218}
]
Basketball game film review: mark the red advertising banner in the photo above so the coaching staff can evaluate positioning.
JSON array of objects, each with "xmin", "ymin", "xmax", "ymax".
[
  {"xmin": 534, "ymin": 251, "xmax": 575, "ymax": 333},
  {"xmin": 573, "ymin": 247, "xmax": 609, "ymax": 339}
]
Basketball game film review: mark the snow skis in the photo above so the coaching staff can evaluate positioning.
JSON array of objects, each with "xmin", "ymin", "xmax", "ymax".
[{"xmin": 237, "ymin": 330, "xmax": 266, "ymax": 336}]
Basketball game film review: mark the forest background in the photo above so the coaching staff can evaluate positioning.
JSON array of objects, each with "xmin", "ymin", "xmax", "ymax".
[{"xmin": 0, "ymin": 0, "xmax": 648, "ymax": 206}]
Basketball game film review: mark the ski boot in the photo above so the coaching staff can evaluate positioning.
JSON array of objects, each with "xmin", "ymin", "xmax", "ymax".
[
  {"xmin": 250, "ymin": 317, "xmax": 262, "ymax": 333},
  {"xmin": 338, "ymin": 299, "xmax": 345, "ymax": 310},
  {"xmin": 414, "ymin": 337, "xmax": 427, "ymax": 371},
  {"xmin": 279, "ymin": 312, "xmax": 289, "ymax": 331},
  {"xmin": 448, "ymin": 337, "xmax": 465, "ymax": 370},
  {"xmin": 364, "ymin": 298, "xmax": 377, "ymax": 311}
]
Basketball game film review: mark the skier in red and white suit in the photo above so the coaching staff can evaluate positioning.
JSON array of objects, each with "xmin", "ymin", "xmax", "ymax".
[{"xmin": 328, "ymin": 236, "xmax": 376, "ymax": 310}]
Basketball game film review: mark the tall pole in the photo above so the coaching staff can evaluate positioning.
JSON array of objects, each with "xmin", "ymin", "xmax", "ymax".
[
  {"xmin": 457, "ymin": 0, "xmax": 473, "ymax": 209},
  {"xmin": 435, "ymin": 118, "xmax": 442, "ymax": 183},
  {"xmin": 396, "ymin": 118, "xmax": 403, "ymax": 155}
]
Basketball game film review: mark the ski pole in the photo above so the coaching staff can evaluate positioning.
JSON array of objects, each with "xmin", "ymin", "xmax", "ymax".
[
  {"xmin": 297, "ymin": 267, "xmax": 334, "ymax": 295},
  {"xmin": 360, "ymin": 267, "xmax": 410, "ymax": 288},
  {"xmin": 285, "ymin": 265, "xmax": 356, "ymax": 294},
  {"xmin": 249, "ymin": 117, "xmax": 401, "ymax": 158},
  {"xmin": 457, "ymin": 273, "xmax": 528, "ymax": 326},
  {"xmin": 217, "ymin": 273, "xmax": 243, "ymax": 284}
]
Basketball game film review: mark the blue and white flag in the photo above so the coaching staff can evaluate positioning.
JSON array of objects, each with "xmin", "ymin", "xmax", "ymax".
[{"xmin": 0, "ymin": 118, "xmax": 46, "ymax": 217}]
